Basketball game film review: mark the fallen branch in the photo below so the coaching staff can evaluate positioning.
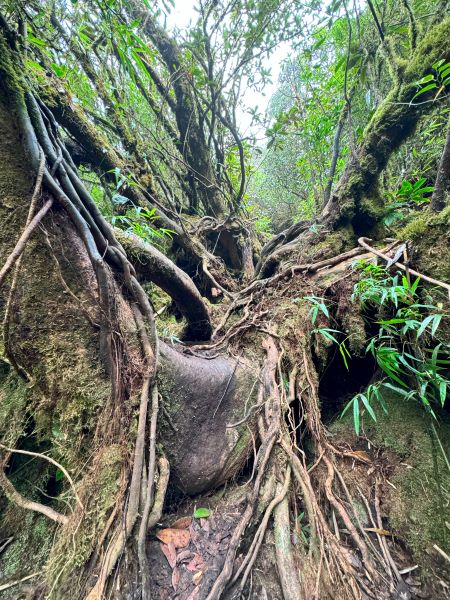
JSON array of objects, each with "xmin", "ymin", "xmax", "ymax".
[
  {"xmin": 358, "ymin": 237, "xmax": 450, "ymax": 298},
  {"xmin": 0, "ymin": 571, "xmax": 41, "ymax": 592}
]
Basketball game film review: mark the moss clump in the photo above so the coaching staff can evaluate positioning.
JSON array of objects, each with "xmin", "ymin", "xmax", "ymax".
[
  {"xmin": 397, "ymin": 213, "xmax": 428, "ymax": 240},
  {"xmin": 0, "ymin": 365, "xmax": 28, "ymax": 445},
  {"xmin": 332, "ymin": 392, "xmax": 450, "ymax": 572},
  {"xmin": 0, "ymin": 512, "xmax": 54, "ymax": 598},
  {"xmin": 46, "ymin": 444, "xmax": 124, "ymax": 593}
]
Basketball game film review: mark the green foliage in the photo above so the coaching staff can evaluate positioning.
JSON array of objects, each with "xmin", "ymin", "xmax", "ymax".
[
  {"xmin": 193, "ymin": 507, "xmax": 211, "ymax": 518},
  {"xmin": 107, "ymin": 168, "xmax": 173, "ymax": 245},
  {"xmin": 383, "ymin": 178, "xmax": 433, "ymax": 227},
  {"xmin": 342, "ymin": 262, "xmax": 449, "ymax": 434},
  {"xmin": 298, "ymin": 296, "xmax": 351, "ymax": 368},
  {"xmin": 411, "ymin": 59, "xmax": 450, "ymax": 102}
]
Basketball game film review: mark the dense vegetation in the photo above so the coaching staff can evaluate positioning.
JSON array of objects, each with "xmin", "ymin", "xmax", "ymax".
[{"xmin": 0, "ymin": 1, "xmax": 449, "ymax": 599}]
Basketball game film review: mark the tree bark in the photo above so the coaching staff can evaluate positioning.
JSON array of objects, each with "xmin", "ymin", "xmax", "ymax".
[{"xmin": 431, "ymin": 115, "xmax": 450, "ymax": 212}]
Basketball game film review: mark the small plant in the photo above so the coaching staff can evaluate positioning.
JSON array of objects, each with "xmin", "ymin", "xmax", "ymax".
[
  {"xmin": 303, "ymin": 295, "xmax": 329, "ymax": 325},
  {"xmin": 110, "ymin": 205, "xmax": 173, "ymax": 246},
  {"xmin": 107, "ymin": 168, "xmax": 173, "ymax": 246},
  {"xmin": 383, "ymin": 178, "xmax": 433, "ymax": 227},
  {"xmin": 342, "ymin": 262, "xmax": 449, "ymax": 434},
  {"xmin": 411, "ymin": 59, "xmax": 450, "ymax": 103},
  {"xmin": 300, "ymin": 296, "xmax": 351, "ymax": 368},
  {"xmin": 297, "ymin": 511, "xmax": 311, "ymax": 545}
]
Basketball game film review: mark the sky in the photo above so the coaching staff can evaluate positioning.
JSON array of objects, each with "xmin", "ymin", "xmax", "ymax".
[{"xmin": 165, "ymin": 0, "xmax": 291, "ymax": 136}]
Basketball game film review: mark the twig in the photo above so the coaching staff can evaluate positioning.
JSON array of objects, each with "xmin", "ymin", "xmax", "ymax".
[
  {"xmin": 0, "ymin": 571, "xmax": 41, "ymax": 592},
  {"xmin": 0, "ymin": 461, "xmax": 68, "ymax": 525},
  {"xmin": 433, "ymin": 543, "xmax": 450, "ymax": 563},
  {"xmin": 358, "ymin": 237, "xmax": 450, "ymax": 298}
]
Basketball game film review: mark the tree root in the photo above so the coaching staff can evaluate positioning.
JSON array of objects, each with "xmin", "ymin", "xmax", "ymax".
[
  {"xmin": 0, "ymin": 444, "xmax": 82, "ymax": 509},
  {"xmin": 274, "ymin": 489, "xmax": 302, "ymax": 600},
  {"xmin": 0, "ymin": 452, "xmax": 68, "ymax": 526},
  {"xmin": 0, "ymin": 197, "xmax": 53, "ymax": 289}
]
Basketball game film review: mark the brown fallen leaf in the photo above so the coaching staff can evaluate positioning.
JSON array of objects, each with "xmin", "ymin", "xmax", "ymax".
[
  {"xmin": 346, "ymin": 450, "xmax": 371, "ymax": 463},
  {"xmin": 160, "ymin": 542, "xmax": 177, "ymax": 569},
  {"xmin": 172, "ymin": 566, "xmax": 180, "ymax": 591},
  {"xmin": 186, "ymin": 553, "xmax": 204, "ymax": 572},
  {"xmin": 192, "ymin": 571, "xmax": 204, "ymax": 586},
  {"xmin": 156, "ymin": 528, "xmax": 190, "ymax": 548},
  {"xmin": 177, "ymin": 549, "xmax": 194, "ymax": 563},
  {"xmin": 171, "ymin": 516, "xmax": 192, "ymax": 530}
]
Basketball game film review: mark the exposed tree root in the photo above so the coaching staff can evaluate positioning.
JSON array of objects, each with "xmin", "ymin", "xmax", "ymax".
[{"xmin": 0, "ymin": 452, "xmax": 68, "ymax": 525}]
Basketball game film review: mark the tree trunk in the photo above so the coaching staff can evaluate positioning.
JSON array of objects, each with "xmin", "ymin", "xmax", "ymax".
[{"xmin": 431, "ymin": 115, "xmax": 450, "ymax": 212}]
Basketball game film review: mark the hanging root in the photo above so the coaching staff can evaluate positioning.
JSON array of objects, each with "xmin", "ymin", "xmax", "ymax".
[{"xmin": 0, "ymin": 71, "xmax": 171, "ymax": 598}]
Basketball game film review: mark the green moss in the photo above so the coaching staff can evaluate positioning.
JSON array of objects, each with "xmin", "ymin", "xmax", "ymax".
[
  {"xmin": 46, "ymin": 444, "xmax": 123, "ymax": 592},
  {"xmin": 0, "ymin": 512, "xmax": 54, "ymax": 598},
  {"xmin": 0, "ymin": 366, "xmax": 28, "ymax": 444},
  {"xmin": 311, "ymin": 225, "xmax": 356, "ymax": 259},
  {"xmin": 398, "ymin": 214, "xmax": 428, "ymax": 241},
  {"xmin": 332, "ymin": 393, "xmax": 450, "ymax": 571}
]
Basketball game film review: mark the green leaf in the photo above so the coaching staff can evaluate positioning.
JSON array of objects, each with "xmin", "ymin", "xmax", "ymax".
[
  {"xmin": 339, "ymin": 343, "xmax": 350, "ymax": 370},
  {"xmin": 28, "ymin": 33, "xmax": 47, "ymax": 47},
  {"xmin": 51, "ymin": 63, "xmax": 68, "ymax": 78},
  {"xmin": 431, "ymin": 314, "xmax": 442, "ymax": 337},
  {"xmin": 410, "ymin": 277, "xmax": 421, "ymax": 294},
  {"xmin": 411, "ymin": 83, "xmax": 437, "ymax": 101},
  {"xmin": 418, "ymin": 74, "xmax": 434, "ymax": 85},
  {"xmin": 55, "ymin": 468, "xmax": 64, "ymax": 482},
  {"xmin": 432, "ymin": 59, "xmax": 446, "ymax": 69},
  {"xmin": 353, "ymin": 397, "xmax": 360, "ymax": 436},
  {"xmin": 439, "ymin": 381, "xmax": 447, "ymax": 406},
  {"xmin": 360, "ymin": 393, "xmax": 377, "ymax": 422},
  {"xmin": 382, "ymin": 383, "xmax": 410, "ymax": 397},
  {"xmin": 417, "ymin": 314, "xmax": 435, "ymax": 338},
  {"xmin": 194, "ymin": 507, "xmax": 211, "ymax": 518}
]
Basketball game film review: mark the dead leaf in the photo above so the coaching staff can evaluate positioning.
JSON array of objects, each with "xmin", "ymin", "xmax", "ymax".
[
  {"xmin": 186, "ymin": 553, "xmax": 204, "ymax": 572},
  {"xmin": 156, "ymin": 528, "xmax": 190, "ymax": 548},
  {"xmin": 192, "ymin": 571, "xmax": 204, "ymax": 586},
  {"xmin": 346, "ymin": 450, "xmax": 371, "ymax": 463},
  {"xmin": 172, "ymin": 566, "xmax": 180, "ymax": 591},
  {"xmin": 364, "ymin": 527, "xmax": 392, "ymax": 536},
  {"xmin": 171, "ymin": 516, "xmax": 192, "ymax": 530},
  {"xmin": 177, "ymin": 550, "xmax": 194, "ymax": 563},
  {"xmin": 160, "ymin": 542, "xmax": 177, "ymax": 569}
]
